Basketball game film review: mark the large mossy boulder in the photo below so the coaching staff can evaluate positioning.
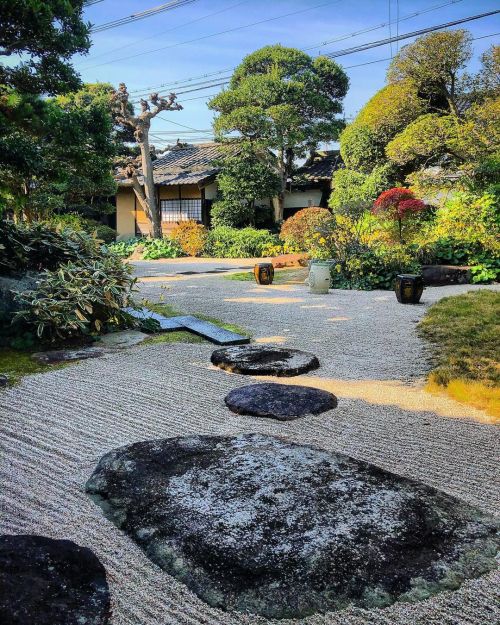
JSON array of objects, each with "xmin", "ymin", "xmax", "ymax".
[
  {"xmin": 86, "ymin": 434, "xmax": 498, "ymax": 619},
  {"xmin": 0, "ymin": 534, "xmax": 110, "ymax": 625}
]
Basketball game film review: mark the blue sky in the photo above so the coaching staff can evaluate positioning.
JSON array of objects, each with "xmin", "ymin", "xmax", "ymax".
[{"xmin": 75, "ymin": 0, "xmax": 500, "ymax": 149}]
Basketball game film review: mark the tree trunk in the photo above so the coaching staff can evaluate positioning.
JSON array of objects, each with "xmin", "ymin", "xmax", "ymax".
[
  {"xmin": 138, "ymin": 138, "xmax": 162, "ymax": 238},
  {"xmin": 273, "ymin": 149, "xmax": 286, "ymax": 223},
  {"xmin": 112, "ymin": 84, "xmax": 182, "ymax": 239}
]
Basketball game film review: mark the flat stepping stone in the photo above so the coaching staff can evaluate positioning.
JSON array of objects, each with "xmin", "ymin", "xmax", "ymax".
[
  {"xmin": 211, "ymin": 345, "xmax": 319, "ymax": 376},
  {"xmin": 0, "ymin": 534, "xmax": 110, "ymax": 625},
  {"xmin": 98, "ymin": 329, "xmax": 149, "ymax": 349},
  {"xmin": 32, "ymin": 347, "xmax": 104, "ymax": 364},
  {"xmin": 122, "ymin": 307, "xmax": 183, "ymax": 331},
  {"xmin": 225, "ymin": 383, "xmax": 337, "ymax": 420},
  {"xmin": 122, "ymin": 307, "xmax": 250, "ymax": 345},
  {"xmin": 86, "ymin": 434, "xmax": 498, "ymax": 619},
  {"xmin": 175, "ymin": 315, "xmax": 250, "ymax": 346},
  {"xmin": 0, "ymin": 374, "xmax": 8, "ymax": 387}
]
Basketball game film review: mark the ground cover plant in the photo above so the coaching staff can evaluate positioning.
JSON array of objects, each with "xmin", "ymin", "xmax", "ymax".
[{"xmin": 418, "ymin": 290, "xmax": 500, "ymax": 420}]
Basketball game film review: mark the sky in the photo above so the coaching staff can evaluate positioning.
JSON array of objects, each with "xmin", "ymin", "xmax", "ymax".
[{"xmin": 74, "ymin": 0, "xmax": 500, "ymax": 149}]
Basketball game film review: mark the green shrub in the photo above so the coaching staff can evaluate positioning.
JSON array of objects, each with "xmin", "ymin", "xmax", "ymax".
[
  {"xmin": 211, "ymin": 198, "xmax": 254, "ymax": 228},
  {"xmin": 142, "ymin": 238, "xmax": 184, "ymax": 260},
  {"xmin": 204, "ymin": 227, "xmax": 280, "ymax": 258},
  {"xmin": 0, "ymin": 221, "xmax": 107, "ymax": 275},
  {"xmin": 330, "ymin": 244, "xmax": 420, "ymax": 290},
  {"xmin": 14, "ymin": 256, "xmax": 136, "ymax": 342},
  {"xmin": 170, "ymin": 221, "xmax": 207, "ymax": 256},
  {"xmin": 279, "ymin": 207, "xmax": 334, "ymax": 255},
  {"xmin": 92, "ymin": 224, "xmax": 117, "ymax": 243}
]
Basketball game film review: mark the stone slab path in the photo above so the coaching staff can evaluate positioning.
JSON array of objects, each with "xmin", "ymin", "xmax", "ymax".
[{"xmin": 0, "ymin": 271, "xmax": 499, "ymax": 625}]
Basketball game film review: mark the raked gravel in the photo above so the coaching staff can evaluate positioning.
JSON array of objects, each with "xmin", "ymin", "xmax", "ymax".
[{"xmin": 1, "ymin": 274, "xmax": 499, "ymax": 625}]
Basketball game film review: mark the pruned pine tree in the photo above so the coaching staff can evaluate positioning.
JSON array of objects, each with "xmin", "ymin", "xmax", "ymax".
[{"xmin": 112, "ymin": 83, "xmax": 182, "ymax": 238}]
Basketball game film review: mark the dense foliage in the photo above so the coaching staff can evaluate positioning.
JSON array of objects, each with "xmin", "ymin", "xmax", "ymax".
[
  {"xmin": 0, "ymin": 0, "xmax": 90, "ymax": 95},
  {"xmin": 0, "ymin": 221, "xmax": 136, "ymax": 343},
  {"xmin": 0, "ymin": 84, "xmax": 117, "ymax": 220},
  {"xmin": 209, "ymin": 45, "xmax": 348, "ymax": 220},
  {"xmin": 170, "ymin": 220, "xmax": 207, "ymax": 257},
  {"xmin": 327, "ymin": 31, "xmax": 499, "ymax": 288},
  {"xmin": 14, "ymin": 256, "xmax": 135, "ymax": 341},
  {"xmin": 204, "ymin": 227, "xmax": 280, "ymax": 258},
  {"xmin": 212, "ymin": 144, "xmax": 280, "ymax": 227},
  {"xmin": 280, "ymin": 208, "xmax": 334, "ymax": 255}
]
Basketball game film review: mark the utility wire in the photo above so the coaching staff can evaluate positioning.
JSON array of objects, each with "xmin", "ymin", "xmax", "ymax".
[
  {"xmin": 126, "ymin": 0, "xmax": 465, "ymax": 96},
  {"xmin": 81, "ymin": 0, "xmax": 340, "ymax": 68},
  {"xmin": 130, "ymin": 27, "xmax": 499, "ymax": 105},
  {"xmin": 82, "ymin": 0, "xmax": 252, "ymax": 63},
  {"xmin": 325, "ymin": 9, "xmax": 500, "ymax": 58},
  {"xmin": 90, "ymin": 0, "xmax": 199, "ymax": 33}
]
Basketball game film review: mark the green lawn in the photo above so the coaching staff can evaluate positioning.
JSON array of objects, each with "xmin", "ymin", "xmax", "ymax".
[
  {"xmin": 0, "ymin": 348, "xmax": 66, "ymax": 386},
  {"xmin": 418, "ymin": 290, "xmax": 499, "ymax": 419}
]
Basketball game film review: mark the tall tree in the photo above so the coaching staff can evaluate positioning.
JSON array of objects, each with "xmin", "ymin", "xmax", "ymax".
[
  {"xmin": 387, "ymin": 30, "xmax": 472, "ymax": 117},
  {"xmin": 211, "ymin": 143, "xmax": 280, "ymax": 227},
  {"xmin": 111, "ymin": 83, "xmax": 182, "ymax": 238},
  {"xmin": 0, "ymin": 87, "xmax": 116, "ymax": 221},
  {"xmin": 209, "ymin": 45, "xmax": 348, "ymax": 221},
  {"xmin": 0, "ymin": 0, "xmax": 90, "ymax": 95}
]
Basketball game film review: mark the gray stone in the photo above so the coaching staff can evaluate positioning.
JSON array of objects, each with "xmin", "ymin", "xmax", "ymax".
[
  {"xmin": 122, "ymin": 307, "xmax": 250, "ymax": 345},
  {"xmin": 225, "ymin": 383, "xmax": 337, "ymax": 420},
  {"xmin": 0, "ymin": 374, "xmax": 8, "ymax": 388},
  {"xmin": 211, "ymin": 345, "xmax": 319, "ymax": 376},
  {"xmin": 122, "ymin": 307, "xmax": 184, "ymax": 331},
  {"xmin": 422, "ymin": 265, "xmax": 472, "ymax": 286},
  {"xmin": 175, "ymin": 315, "xmax": 250, "ymax": 346},
  {"xmin": 86, "ymin": 434, "xmax": 498, "ymax": 619},
  {"xmin": 0, "ymin": 534, "xmax": 110, "ymax": 625},
  {"xmin": 98, "ymin": 330, "xmax": 149, "ymax": 349},
  {"xmin": 0, "ymin": 273, "xmax": 39, "ymax": 316},
  {"xmin": 31, "ymin": 347, "xmax": 104, "ymax": 364}
]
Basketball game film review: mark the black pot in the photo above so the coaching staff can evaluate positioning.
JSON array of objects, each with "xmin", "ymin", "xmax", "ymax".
[
  {"xmin": 395, "ymin": 274, "xmax": 424, "ymax": 304},
  {"xmin": 254, "ymin": 263, "xmax": 274, "ymax": 285}
]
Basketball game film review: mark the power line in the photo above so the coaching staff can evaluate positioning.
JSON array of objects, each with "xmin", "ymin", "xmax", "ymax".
[
  {"xmin": 127, "ymin": 27, "xmax": 498, "ymax": 107},
  {"xmin": 325, "ymin": 9, "xmax": 500, "ymax": 58},
  {"xmin": 90, "ymin": 0, "xmax": 199, "ymax": 33},
  {"xmin": 80, "ymin": 0, "xmax": 340, "ymax": 68},
  {"xmin": 82, "ymin": 0, "xmax": 251, "ymax": 64},
  {"xmin": 125, "ymin": 0, "xmax": 465, "ymax": 96}
]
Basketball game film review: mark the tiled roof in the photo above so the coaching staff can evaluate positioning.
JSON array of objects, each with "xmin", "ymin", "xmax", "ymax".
[
  {"xmin": 296, "ymin": 150, "xmax": 342, "ymax": 183},
  {"xmin": 117, "ymin": 142, "xmax": 236, "ymax": 187}
]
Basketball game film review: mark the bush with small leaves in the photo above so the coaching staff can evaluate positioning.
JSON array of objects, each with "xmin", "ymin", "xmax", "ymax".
[{"xmin": 170, "ymin": 220, "xmax": 208, "ymax": 257}]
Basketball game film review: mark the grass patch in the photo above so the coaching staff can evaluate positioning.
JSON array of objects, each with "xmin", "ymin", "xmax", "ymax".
[
  {"xmin": 224, "ymin": 268, "xmax": 307, "ymax": 284},
  {"xmin": 0, "ymin": 348, "xmax": 65, "ymax": 386},
  {"xmin": 141, "ymin": 302, "xmax": 250, "ymax": 343},
  {"xmin": 418, "ymin": 290, "xmax": 500, "ymax": 420}
]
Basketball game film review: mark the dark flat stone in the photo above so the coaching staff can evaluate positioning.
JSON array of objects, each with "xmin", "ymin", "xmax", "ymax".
[
  {"xmin": 122, "ymin": 307, "xmax": 249, "ymax": 345},
  {"xmin": 211, "ymin": 345, "xmax": 319, "ymax": 376},
  {"xmin": 0, "ymin": 534, "xmax": 110, "ymax": 625},
  {"xmin": 32, "ymin": 348, "xmax": 104, "ymax": 364},
  {"xmin": 0, "ymin": 374, "xmax": 8, "ymax": 388},
  {"xmin": 122, "ymin": 307, "xmax": 184, "ymax": 331},
  {"xmin": 86, "ymin": 434, "xmax": 498, "ymax": 619},
  {"xmin": 225, "ymin": 383, "xmax": 337, "ymax": 420},
  {"xmin": 175, "ymin": 315, "xmax": 250, "ymax": 346}
]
